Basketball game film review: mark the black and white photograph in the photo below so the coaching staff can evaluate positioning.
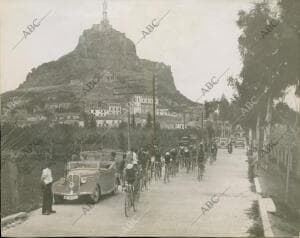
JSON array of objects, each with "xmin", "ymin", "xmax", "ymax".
[{"xmin": 1, "ymin": 0, "xmax": 299, "ymax": 237}]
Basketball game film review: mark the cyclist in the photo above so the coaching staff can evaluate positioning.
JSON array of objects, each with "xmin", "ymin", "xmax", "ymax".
[
  {"xmin": 179, "ymin": 145, "xmax": 185, "ymax": 168},
  {"xmin": 118, "ymin": 153, "xmax": 126, "ymax": 184},
  {"xmin": 124, "ymin": 162, "xmax": 137, "ymax": 190},
  {"xmin": 184, "ymin": 147, "xmax": 191, "ymax": 173},
  {"xmin": 211, "ymin": 142, "xmax": 217, "ymax": 162},
  {"xmin": 170, "ymin": 148, "xmax": 178, "ymax": 175},
  {"xmin": 132, "ymin": 160, "xmax": 142, "ymax": 199},
  {"xmin": 164, "ymin": 152, "xmax": 171, "ymax": 183},
  {"xmin": 131, "ymin": 148, "xmax": 138, "ymax": 163},
  {"xmin": 154, "ymin": 147, "xmax": 162, "ymax": 180},
  {"xmin": 197, "ymin": 144, "xmax": 205, "ymax": 181},
  {"xmin": 140, "ymin": 148, "xmax": 149, "ymax": 189},
  {"xmin": 191, "ymin": 145, "xmax": 197, "ymax": 171}
]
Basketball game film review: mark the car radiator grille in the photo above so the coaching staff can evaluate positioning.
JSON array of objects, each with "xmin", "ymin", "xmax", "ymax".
[{"xmin": 66, "ymin": 174, "xmax": 80, "ymax": 194}]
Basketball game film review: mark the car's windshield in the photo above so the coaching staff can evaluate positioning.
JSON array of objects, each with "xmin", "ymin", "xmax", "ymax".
[{"xmin": 68, "ymin": 162, "xmax": 98, "ymax": 170}]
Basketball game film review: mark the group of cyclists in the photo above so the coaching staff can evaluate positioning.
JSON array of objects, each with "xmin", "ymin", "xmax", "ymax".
[
  {"xmin": 112, "ymin": 140, "xmax": 219, "ymax": 216},
  {"xmin": 115, "ymin": 140, "xmax": 219, "ymax": 194}
]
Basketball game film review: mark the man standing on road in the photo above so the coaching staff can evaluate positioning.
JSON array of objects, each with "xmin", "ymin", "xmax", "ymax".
[{"xmin": 41, "ymin": 160, "xmax": 55, "ymax": 215}]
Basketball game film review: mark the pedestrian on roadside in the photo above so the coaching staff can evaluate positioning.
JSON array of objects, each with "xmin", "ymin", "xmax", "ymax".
[{"xmin": 41, "ymin": 160, "xmax": 56, "ymax": 215}]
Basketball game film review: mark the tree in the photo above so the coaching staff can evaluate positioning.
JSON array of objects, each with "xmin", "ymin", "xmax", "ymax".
[
  {"xmin": 235, "ymin": 0, "xmax": 300, "ymax": 159},
  {"xmin": 218, "ymin": 95, "xmax": 230, "ymax": 121}
]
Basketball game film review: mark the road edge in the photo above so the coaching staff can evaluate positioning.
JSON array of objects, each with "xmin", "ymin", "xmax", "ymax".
[
  {"xmin": 1, "ymin": 212, "xmax": 28, "ymax": 227},
  {"xmin": 253, "ymin": 176, "xmax": 275, "ymax": 237}
]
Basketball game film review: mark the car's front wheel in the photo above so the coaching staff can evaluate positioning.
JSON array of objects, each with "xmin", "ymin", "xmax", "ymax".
[{"xmin": 89, "ymin": 185, "xmax": 101, "ymax": 204}]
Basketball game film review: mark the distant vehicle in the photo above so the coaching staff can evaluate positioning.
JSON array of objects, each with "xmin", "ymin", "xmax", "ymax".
[
  {"xmin": 218, "ymin": 137, "xmax": 228, "ymax": 149},
  {"xmin": 53, "ymin": 160, "xmax": 119, "ymax": 204},
  {"xmin": 235, "ymin": 138, "xmax": 246, "ymax": 148}
]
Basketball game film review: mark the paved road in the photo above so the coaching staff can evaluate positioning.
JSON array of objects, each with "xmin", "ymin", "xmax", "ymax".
[{"xmin": 3, "ymin": 148, "xmax": 257, "ymax": 237}]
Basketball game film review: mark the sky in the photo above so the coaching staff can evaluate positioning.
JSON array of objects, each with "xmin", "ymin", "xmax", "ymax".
[{"xmin": 2, "ymin": 0, "xmax": 296, "ymax": 110}]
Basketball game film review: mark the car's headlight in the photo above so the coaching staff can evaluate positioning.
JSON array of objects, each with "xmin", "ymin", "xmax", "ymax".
[{"xmin": 80, "ymin": 177, "xmax": 87, "ymax": 184}]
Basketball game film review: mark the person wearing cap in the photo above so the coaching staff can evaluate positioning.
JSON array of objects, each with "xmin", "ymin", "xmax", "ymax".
[{"xmin": 41, "ymin": 160, "xmax": 56, "ymax": 215}]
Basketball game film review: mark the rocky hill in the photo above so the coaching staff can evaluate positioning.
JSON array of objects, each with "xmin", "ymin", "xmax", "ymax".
[{"xmin": 3, "ymin": 22, "xmax": 196, "ymax": 112}]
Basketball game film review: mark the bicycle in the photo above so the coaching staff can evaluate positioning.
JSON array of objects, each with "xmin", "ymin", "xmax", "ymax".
[
  {"xmin": 154, "ymin": 162, "xmax": 161, "ymax": 180},
  {"xmin": 164, "ymin": 163, "xmax": 170, "ymax": 183},
  {"xmin": 191, "ymin": 156, "xmax": 196, "ymax": 171},
  {"xmin": 140, "ymin": 169, "xmax": 148, "ymax": 191},
  {"xmin": 186, "ymin": 158, "xmax": 191, "ymax": 173},
  {"xmin": 170, "ymin": 159, "xmax": 177, "ymax": 176},
  {"xmin": 124, "ymin": 183, "xmax": 136, "ymax": 217},
  {"xmin": 197, "ymin": 163, "xmax": 205, "ymax": 181}
]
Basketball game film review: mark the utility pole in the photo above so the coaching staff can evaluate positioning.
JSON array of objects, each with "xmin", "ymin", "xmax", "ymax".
[
  {"xmin": 152, "ymin": 73, "xmax": 157, "ymax": 146},
  {"xmin": 113, "ymin": 80, "xmax": 144, "ymax": 151},
  {"xmin": 183, "ymin": 111, "xmax": 186, "ymax": 130},
  {"xmin": 201, "ymin": 111, "xmax": 204, "ymax": 130},
  {"xmin": 127, "ymin": 84, "xmax": 131, "ymax": 151}
]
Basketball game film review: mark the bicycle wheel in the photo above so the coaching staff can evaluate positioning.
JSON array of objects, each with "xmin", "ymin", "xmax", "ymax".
[
  {"xmin": 155, "ymin": 164, "xmax": 159, "ymax": 181},
  {"xmin": 140, "ymin": 176, "xmax": 144, "ymax": 192},
  {"xmin": 131, "ymin": 188, "xmax": 136, "ymax": 212},
  {"xmin": 124, "ymin": 192, "xmax": 130, "ymax": 217}
]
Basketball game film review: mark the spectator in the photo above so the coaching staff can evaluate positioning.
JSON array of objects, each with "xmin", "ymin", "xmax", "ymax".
[{"xmin": 41, "ymin": 160, "xmax": 55, "ymax": 215}]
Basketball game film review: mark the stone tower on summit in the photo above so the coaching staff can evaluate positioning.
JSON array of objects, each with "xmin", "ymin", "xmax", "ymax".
[{"xmin": 99, "ymin": 0, "xmax": 112, "ymax": 31}]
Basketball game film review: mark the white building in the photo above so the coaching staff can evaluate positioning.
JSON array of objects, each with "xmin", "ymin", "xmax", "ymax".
[
  {"xmin": 159, "ymin": 117, "xmax": 185, "ymax": 130},
  {"xmin": 157, "ymin": 108, "xmax": 169, "ymax": 116},
  {"xmin": 107, "ymin": 103, "xmax": 121, "ymax": 115},
  {"xmin": 130, "ymin": 95, "xmax": 159, "ymax": 115},
  {"xmin": 96, "ymin": 117, "xmax": 122, "ymax": 128},
  {"xmin": 54, "ymin": 113, "xmax": 84, "ymax": 127},
  {"xmin": 27, "ymin": 114, "xmax": 47, "ymax": 122},
  {"xmin": 90, "ymin": 108, "xmax": 109, "ymax": 117},
  {"xmin": 90, "ymin": 102, "xmax": 121, "ymax": 117}
]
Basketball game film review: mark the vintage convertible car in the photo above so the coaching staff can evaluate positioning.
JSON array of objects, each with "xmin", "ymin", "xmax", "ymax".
[{"xmin": 53, "ymin": 160, "xmax": 119, "ymax": 204}]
